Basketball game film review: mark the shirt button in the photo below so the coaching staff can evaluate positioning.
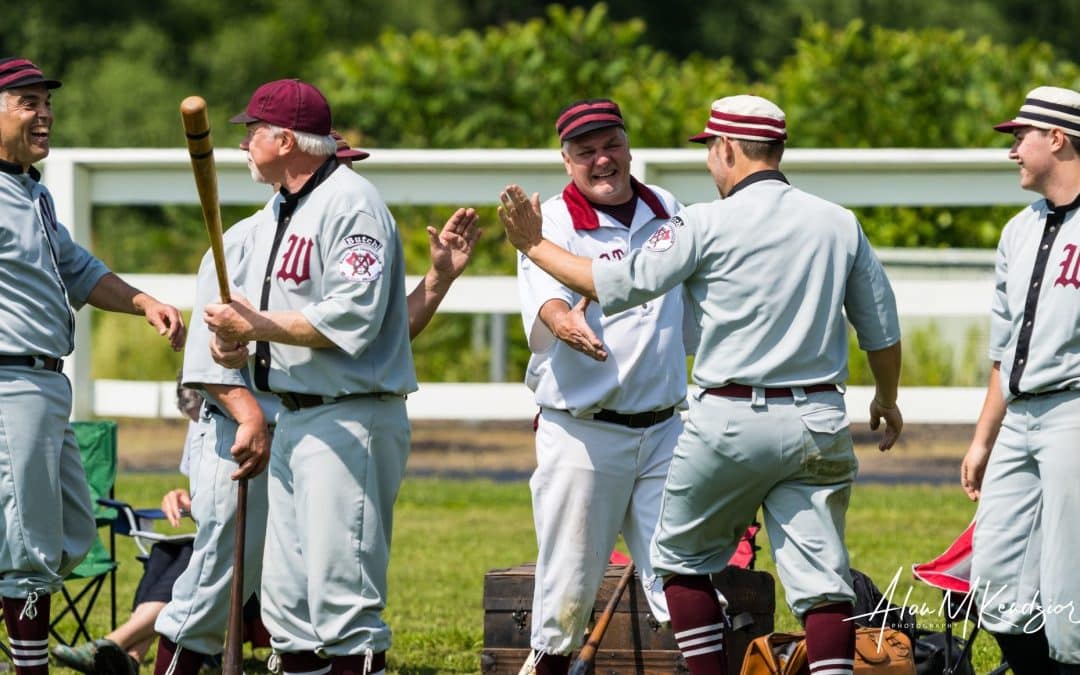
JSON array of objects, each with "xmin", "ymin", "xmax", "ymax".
[
  {"xmin": 1033, "ymin": 281, "xmax": 1040, "ymax": 288},
  {"xmin": 265, "ymin": 276, "xmax": 271, "ymax": 283},
  {"xmin": 1042, "ymin": 244, "xmax": 1049, "ymax": 250},
  {"xmin": 1026, "ymin": 320, "xmax": 1033, "ymax": 327},
  {"xmin": 1019, "ymin": 358, "xmax": 1025, "ymax": 364}
]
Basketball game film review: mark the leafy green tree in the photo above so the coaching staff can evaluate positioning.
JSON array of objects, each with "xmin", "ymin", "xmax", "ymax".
[{"xmin": 320, "ymin": 4, "xmax": 744, "ymax": 149}]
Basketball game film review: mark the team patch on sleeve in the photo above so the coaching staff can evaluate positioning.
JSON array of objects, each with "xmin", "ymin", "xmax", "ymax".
[
  {"xmin": 338, "ymin": 234, "xmax": 384, "ymax": 282},
  {"xmin": 644, "ymin": 223, "xmax": 676, "ymax": 252}
]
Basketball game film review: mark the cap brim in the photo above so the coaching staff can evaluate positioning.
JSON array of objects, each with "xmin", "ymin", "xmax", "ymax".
[
  {"xmin": 0, "ymin": 76, "xmax": 62, "ymax": 92},
  {"xmin": 229, "ymin": 112, "xmax": 260, "ymax": 125},
  {"xmin": 688, "ymin": 131, "xmax": 713, "ymax": 144},
  {"xmin": 993, "ymin": 119, "xmax": 1026, "ymax": 133},
  {"xmin": 336, "ymin": 149, "xmax": 370, "ymax": 161}
]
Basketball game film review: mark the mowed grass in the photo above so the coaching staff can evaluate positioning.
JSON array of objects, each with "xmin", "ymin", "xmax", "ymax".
[{"xmin": 16, "ymin": 476, "xmax": 1003, "ymax": 673}]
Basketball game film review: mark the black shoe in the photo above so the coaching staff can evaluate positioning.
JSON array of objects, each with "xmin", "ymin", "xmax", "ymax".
[{"xmin": 92, "ymin": 639, "xmax": 138, "ymax": 675}]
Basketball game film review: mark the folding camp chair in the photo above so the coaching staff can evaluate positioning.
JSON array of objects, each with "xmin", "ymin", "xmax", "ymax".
[{"xmin": 911, "ymin": 520, "xmax": 1009, "ymax": 675}]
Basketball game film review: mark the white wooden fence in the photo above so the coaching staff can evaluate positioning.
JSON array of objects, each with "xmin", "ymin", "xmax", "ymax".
[{"xmin": 39, "ymin": 147, "xmax": 1025, "ymax": 424}]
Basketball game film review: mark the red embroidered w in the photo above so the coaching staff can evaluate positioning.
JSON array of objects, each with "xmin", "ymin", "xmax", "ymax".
[
  {"xmin": 277, "ymin": 235, "xmax": 313, "ymax": 284},
  {"xmin": 1055, "ymin": 243, "xmax": 1080, "ymax": 289}
]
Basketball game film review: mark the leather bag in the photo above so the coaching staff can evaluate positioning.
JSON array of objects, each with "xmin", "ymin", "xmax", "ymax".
[{"xmin": 740, "ymin": 626, "xmax": 916, "ymax": 675}]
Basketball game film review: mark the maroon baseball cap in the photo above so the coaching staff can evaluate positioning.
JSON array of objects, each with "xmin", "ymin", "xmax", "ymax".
[
  {"xmin": 332, "ymin": 130, "xmax": 370, "ymax": 161},
  {"xmin": 230, "ymin": 79, "xmax": 331, "ymax": 135},
  {"xmin": 0, "ymin": 57, "xmax": 61, "ymax": 92},
  {"xmin": 556, "ymin": 98, "xmax": 624, "ymax": 143}
]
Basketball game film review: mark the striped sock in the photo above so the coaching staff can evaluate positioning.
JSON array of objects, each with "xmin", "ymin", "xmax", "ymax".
[
  {"xmin": 2, "ymin": 593, "xmax": 51, "ymax": 674},
  {"xmin": 804, "ymin": 603, "xmax": 855, "ymax": 675},
  {"xmin": 664, "ymin": 575, "xmax": 727, "ymax": 675}
]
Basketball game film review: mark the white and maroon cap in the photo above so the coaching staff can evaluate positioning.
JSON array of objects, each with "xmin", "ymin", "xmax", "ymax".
[
  {"xmin": 689, "ymin": 94, "xmax": 787, "ymax": 144},
  {"xmin": 993, "ymin": 86, "xmax": 1080, "ymax": 138}
]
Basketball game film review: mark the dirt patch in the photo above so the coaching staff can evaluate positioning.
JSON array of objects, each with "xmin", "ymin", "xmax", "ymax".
[{"xmin": 116, "ymin": 417, "xmax": 973, "ymax": 483}]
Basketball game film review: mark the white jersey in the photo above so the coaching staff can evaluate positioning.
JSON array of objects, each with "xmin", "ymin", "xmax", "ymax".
[
  {"xmin": 518, "ymin": 183, "xmax": 695, "ymax": 416},
  {"xmin": 593, "ymin": 172, "xmax": 899, "ymax": 388},
  {"xmin": 989, "ymin": 195, "xmax": 1080, "ymax": 400}
]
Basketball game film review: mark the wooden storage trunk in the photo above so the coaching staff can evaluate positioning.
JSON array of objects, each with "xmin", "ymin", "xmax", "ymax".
[{"xmin": 481, "ymin": 563, "xmax": 775, "ymax": 674}]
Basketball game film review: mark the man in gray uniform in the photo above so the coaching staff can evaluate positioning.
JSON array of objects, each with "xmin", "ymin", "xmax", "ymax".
[
  {"xmin": 962, "ymin": 86, "xmax": 1080, "ymax": 675},
  {"xmin": 499, "ymin": 94, "xmax": 902, "ymax": 675},
  {"xmin": 203, "ymin": 78, "xmax": 478, "ymax": 675},
  {"xmin": 0, "ymin": 56, "xmax": 185, "ymax": 675},
  {"xmin": 154, "ymin": 113, "xmax": 480, "ymax": 675}
]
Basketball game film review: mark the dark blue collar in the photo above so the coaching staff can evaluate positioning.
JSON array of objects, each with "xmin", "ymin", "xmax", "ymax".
[
  {"xmin": 0, "ymin": 159, "xmax": 39, "ymax": 181},
  {"xmin": 727, "ymin": 169, "xmax": 788, "ymax": 198}
]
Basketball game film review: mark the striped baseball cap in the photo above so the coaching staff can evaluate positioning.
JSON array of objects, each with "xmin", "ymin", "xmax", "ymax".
[
  {"xmin": 333, "ymin": 130, "xmax": 370, "ymax": 161},
  {"xmin": 689, "ymin": 95, "xmax": 787, "ymax": 144},
  {"xmin": 994, "ymin": 86, "xmax": 1080, "ymax": 138},
  {"xmin": 0, "ymin": 57, "xmax": 61, "ymax": 92},
  {"xmin": 556, "ymin": 98, "xmax": 624, "ymax": 143}
]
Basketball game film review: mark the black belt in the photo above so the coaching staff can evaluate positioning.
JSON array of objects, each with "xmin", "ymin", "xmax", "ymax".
[
  {"xmin": 593, "ymin": 406, "xmax": 676, "ymax": 429},
  {"xmin": 704, "ymin": 383, "xmax": 837, "ymax": 399},
  {"xmin": 1013, "ymin": 388, "xmax": 1074, "ymax": 401},
  {"xmin": 275, "ymin": 391, "xmax": 394, "ymax": 412},
  {"xmin": 0, "ymin": 355, "xmax": 64, "ymax": 372}
]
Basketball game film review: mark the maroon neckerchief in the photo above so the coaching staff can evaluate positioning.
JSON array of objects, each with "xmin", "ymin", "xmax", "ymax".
[{"xmin": 562, "ymin": 177, "xmax": 669, "ymax": 230}]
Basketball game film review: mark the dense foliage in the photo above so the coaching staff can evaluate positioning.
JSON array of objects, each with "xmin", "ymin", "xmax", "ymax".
[{"xmin": 8, "ymin": 4, "xmax": 1077, "ymax": 380}]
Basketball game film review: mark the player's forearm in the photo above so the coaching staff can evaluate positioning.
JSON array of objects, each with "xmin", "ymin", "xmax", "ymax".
[
  {"xmin": 86, "ymin": 272, "xmax": 155, "ymax": 315},
  {"xmin": 971, "ymin": 362, "xmax": 1006, "ymax": 450},
  {"xmin": 525, "ymin": 240, "xmax": 597, "ymax": 301},
  {"xmin": 247, "ymin": 310, "xmax": 336, "ymax": 348},
  {"xmin": 865, "ymin": 341, "xmax": 902, "ymax": 407},
  {"xmin": 406, "ymin": 268, "xmax": 453, "ymax": 340},
  {"xmin": 203, "ymin": 383, "xmax": 266, "ymax": 427}
]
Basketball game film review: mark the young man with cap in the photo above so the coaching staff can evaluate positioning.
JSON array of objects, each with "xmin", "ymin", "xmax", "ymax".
[
  {"xmin": 201, "ymin": 78, "xmax": 478, "ymax": 675},
  {"xmin": 0, "ymin": 56, "xmax": 186, "ymax": 674},
  {"xmin": 961, "ymin": 85, "xmax": 1080, "ymax": 674},
  {"xmin": 514, "ymin": 98, "xmax": 692, "ymax": 675},
  {"xmin": 500, "ymin": 94, "xmax": 903, "ymax": 675}
]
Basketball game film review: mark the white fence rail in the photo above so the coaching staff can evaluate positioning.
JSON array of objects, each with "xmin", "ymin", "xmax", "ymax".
[{"xmin": 40, "ymin": 148, "xmax": 1020, "ymax": 424}]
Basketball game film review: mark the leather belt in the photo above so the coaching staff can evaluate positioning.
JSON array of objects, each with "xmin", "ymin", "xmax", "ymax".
[
  {"xmin": 275, "ymin": 391, "xmax": 393, "ymax": 412},
  {"xmin": 593, "ymin": 406, "xmax": 676, "ymax": 429},
  {"xmin": 0, "ymin": 355, "xmax": 64, "ymax": 372},
  {"xmin": 704, "ymin": 383, "xmax": 837, "ymax": 399}
]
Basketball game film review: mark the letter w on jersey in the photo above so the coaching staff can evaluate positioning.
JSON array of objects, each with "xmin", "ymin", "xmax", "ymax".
[{"xmin": 277, "ymin": 234, "xmax": 314, "ymax": 284}]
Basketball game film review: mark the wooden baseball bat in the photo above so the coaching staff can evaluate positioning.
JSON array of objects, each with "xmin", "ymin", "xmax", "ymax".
[
  {"xmin": 568, "ymin": 563, "xmax": 636, "ymax": 675},
  {"xmin": 180, "ymin": 95, "xmax": 246, "ymax": 675}
]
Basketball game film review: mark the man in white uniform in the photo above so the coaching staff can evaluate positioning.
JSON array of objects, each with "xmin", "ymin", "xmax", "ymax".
[
  {"xmin": 517, "ymin": 98, "xmax": 693, "ymax": 675},
  {"xmin": 500, "ymin": 94, "xmax": 903, "ymax": 675}
]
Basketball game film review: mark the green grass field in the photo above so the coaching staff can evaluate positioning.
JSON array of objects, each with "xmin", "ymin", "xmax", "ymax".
[{"xmin": 17, "ymin": 476, "xmax": 1003, "ymax": 673}]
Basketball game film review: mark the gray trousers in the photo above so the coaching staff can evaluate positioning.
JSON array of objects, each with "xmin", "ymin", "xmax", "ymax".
[
  {"xmin": 0, "ymin": 367, "xmax": 95, "ymax": 597},
  {"xmin": 155, "ymin": 411, "xmax": 269, "ymax": 655},
  {"xmin": 972, "ymin": 390, "xmax": 1080, "ymax": 664}
]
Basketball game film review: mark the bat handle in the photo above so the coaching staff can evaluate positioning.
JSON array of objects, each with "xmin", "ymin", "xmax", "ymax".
[
  {"xmin": 569, "ymin": 563, "xmax": 636, "ymax": 675},
  {"xmin": 221, "ymin": 477, "xmax": 248, "ymax": 675}
]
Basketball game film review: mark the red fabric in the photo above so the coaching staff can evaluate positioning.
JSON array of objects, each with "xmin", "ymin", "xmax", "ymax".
[
  {"xmin": 562, "ymin": 178, "xmax": 669, "ymax": 231},
  {"xmin": 911, "ymin": 520, "xmax": 975, "ymax": 594},
  {"xmin": 804, "ymin": 603, "xmax": 855, "ymax": 672},
  {"xmin": 608, "ymin": 550, "xmax": 632, "ymax": 565},
  {"xmin": 727, "ymin": 524, "xmax": 760, "ymax": 569},
  {"xmin": 664, "ymin": 575, "xmax": 727, "ymax": 675}
]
